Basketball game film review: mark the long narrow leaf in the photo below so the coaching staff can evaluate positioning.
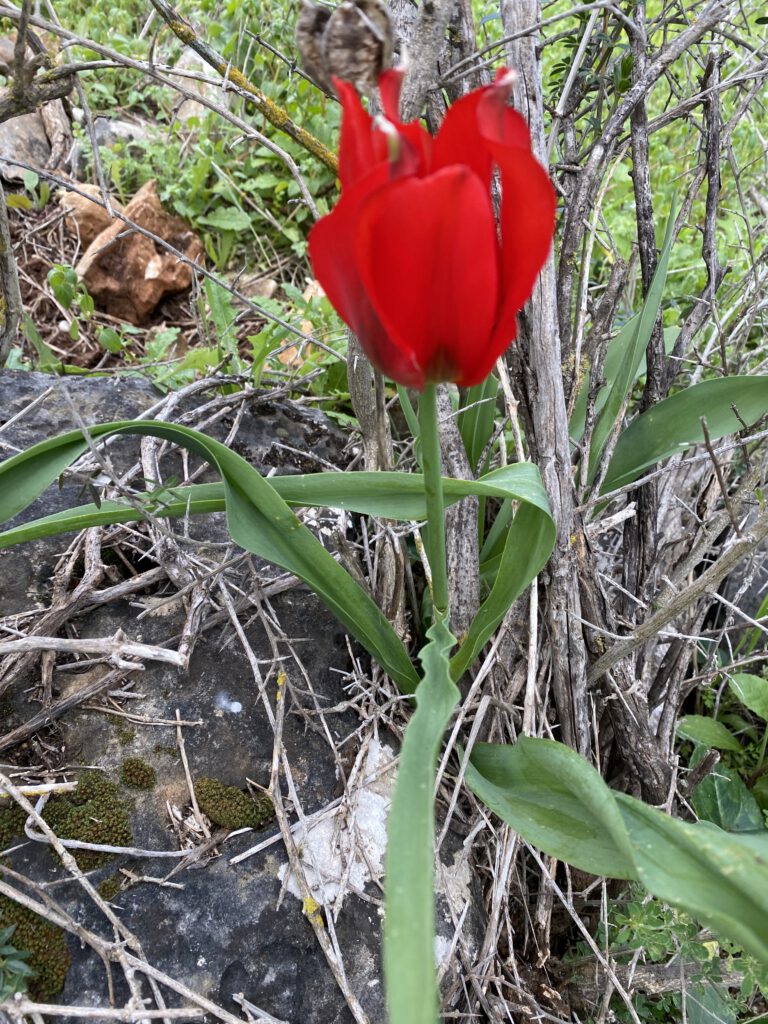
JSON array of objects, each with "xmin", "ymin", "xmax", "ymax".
[
  {"xmin": 587, "ymin": 204, "xmax": 676, "ymax": 482},
  {"xmin": 602, "ymin": 375, "xmax": 768, "ymax": 492},
  {"xmin": 0, "ymin": 466, "xmax": 550, "ymax": 544},
  {"xmin": 458, "ymin": 375, "xmax": 499, "ymax": 472},
  {"xmin": 0, "ymin": 422, "xmax": 419, "ymax": 692},
  {"xmin": 384, "ymin": 614, "xmax": 459, "ymax": 1024},
  {"xmin": 0, "ymin": 429, "xmax": 556, "ymax": 686},
  {"xmin": 450, "ymin": 502, "xmax": 555, "ymax": 679},
  {"xmin": 569, "ymin": 322, "xmax": 679, "ymax": 443}
]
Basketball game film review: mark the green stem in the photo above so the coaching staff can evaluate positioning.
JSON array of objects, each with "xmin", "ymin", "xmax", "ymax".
[{"xmin": 418, "ymin": 384, "xmax": 449, "ymax": 619}]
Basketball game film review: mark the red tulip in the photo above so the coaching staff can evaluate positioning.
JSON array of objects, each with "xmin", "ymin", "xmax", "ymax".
[{"xmin": 308, "ymin": 70, "xmax": 556, "ymax": 390}]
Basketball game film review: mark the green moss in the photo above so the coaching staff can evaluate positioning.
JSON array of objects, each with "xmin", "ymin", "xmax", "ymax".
[
  {"xmin": 43, "ymin": 772, "xmax": 132, "ymax": 870},
  {"xmin": 107, "ymin": 714, "xmax": 136, "ymax": 745},
  {"xmin": 0, "ymin": 896, "xmax": 71, "ymax": 999},
  {"xmin": 0, "ymin": 804, "xmax": 27, "ymax": 850},
  {"xmin": 195, "ymin": 777, "xmax": 273, "ymax": 830},
  {"xmin": 153, "ymin": 744, "xmax": 180, "ymax": 759},
  {"xmin": 119, "ymin": 758, "xmax": 157, "ymax": 790},
  {"xmin": 97, "ymin": 874, "xmax": 122, "ymax": 902}
]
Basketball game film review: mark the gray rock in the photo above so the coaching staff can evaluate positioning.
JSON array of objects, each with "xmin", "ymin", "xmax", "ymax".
[
  {"xmin": 0, "ymin": 370, "xmax": 484, "ymax": 1023},
  {"xmin": 0, "ymin": 110, "xmax": 51, "ymax": 182},
  {"xmin": 0, "ymin": 370, "xmax": 381, "ymax": 1023}
]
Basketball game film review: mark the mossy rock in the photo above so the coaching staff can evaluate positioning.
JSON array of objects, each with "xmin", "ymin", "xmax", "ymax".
[
  {"xmin": 0, "ymin": 804, "xmax": 27, "ymax": 850},
  {"xmin": 43, "ymin": 772, "xmax": 132, "ymax": 870},
  {"xmin": 195, "ymin": 777, "xmax": 273, "ymax": 830},
  {"xmin": 0, "ymin": 895, "xmax": 71, "ymax": 999},
  {"xmin": 97, "ymin": 874, "xmax": 123, "ymax": 902},
  {"xmin": 120, "ymin": 757, "xmax": 157, "ymax": 790}
]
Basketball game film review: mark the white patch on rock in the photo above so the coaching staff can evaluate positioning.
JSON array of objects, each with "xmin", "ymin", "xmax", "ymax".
[
  {"xmin": 214, "ymin": 692, "xmax": 243, "ymax": 714},
  {"xmin": 437, "ymin": 848, "xmax": 472, "ymax": 916},
  {"xmin": 434, "ymin": 935, "xmax": 452, "ymax": 968},
  {"xmin": 279, "ymin": 739, "xmax": 395, "ymax": 905}
]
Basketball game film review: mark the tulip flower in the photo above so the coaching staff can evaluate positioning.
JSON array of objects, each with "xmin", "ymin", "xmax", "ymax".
[{"xmin": 308, "ymin": 69, "xmax": 556, "ymax": 390}]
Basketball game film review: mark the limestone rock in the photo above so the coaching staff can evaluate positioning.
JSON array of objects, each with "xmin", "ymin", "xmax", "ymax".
[
  {"xmin": 0, "ymin": 110, "xmax": 50, "ymax": 182},
  {"xmin": 76, "ymin": 179, "xmax": 203, "ymax": 323},
  {"xmin": 59, "ymin": 184, "xmax": 122, "ymax": 249}
]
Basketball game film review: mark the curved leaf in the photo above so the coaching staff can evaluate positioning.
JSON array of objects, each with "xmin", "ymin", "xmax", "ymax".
[
  {"xmin": 676, "ymin": 715, "xmax": 741, "ymax": 752},
  {"xmin": 0, "ymin": 465, "xmax": 549, "ymax": 542},
  {"xmin": 730, "ymin": 672, "xmax": 768, "ymax": 721},
  {"xmin": 465, "ymin": 736, "xmax": 768, "ymax": 963},
  {"xmin": 603, "ymin": 376, "xmax": 768, "ymax": 493},
  {"xmin": 0, "ymin": 421, "xmax": 419, "ymax": 693},
  {"xmin": 0, "ymin": 437, "xmax": 556, "ymax": 684}
]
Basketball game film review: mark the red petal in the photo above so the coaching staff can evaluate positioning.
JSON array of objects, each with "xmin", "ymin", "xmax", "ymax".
[
  {"xmin": 379, "ymin": 68, "xmax": 405, "ymax": 121},
  {"xmin": 431, "ymin": 71, "xmax": 529, "ymax": 180},
  {"xmin": 334, "ymin": 77, "xmax": 377, "ymax": 190},
  {"xmin": 431, "ymin": 86, "xmax": 494, "ymax": 185},
  {"xmin": 354, "ymin": 167, "xmax": 499, "ymax": 386},
  {"xmin": 308, "ymin": 169, "xmax": 424, "ymax": 388},
  {"xmin": 477, "ymin": 86, "xmax": 556, "ymax": 348}
]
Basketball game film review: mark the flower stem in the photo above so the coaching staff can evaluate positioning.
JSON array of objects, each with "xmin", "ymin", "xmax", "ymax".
[{"xmin": 418, "ymin": 384, "xmax": 449, "ymax": 619}]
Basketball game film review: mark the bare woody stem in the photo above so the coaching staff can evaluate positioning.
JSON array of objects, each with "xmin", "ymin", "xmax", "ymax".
[
  {"xmin": 418, "ymin": 384, "xmax": 449, "ymax": 620},
  {"xmin": 147, "ymin": 0, "xmax": 338, "ymax": 175}
]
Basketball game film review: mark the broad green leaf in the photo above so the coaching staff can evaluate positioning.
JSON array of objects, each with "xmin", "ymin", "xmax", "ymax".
[
  {"xmin": 729, "ymin": 672, "xmax": 768, "ymax": 721},
  {"xmin": 691, "ymin": 765, "xmax": 764, "ymax": 832},
  {"xmin": 587, "ymin": 204, "xmax": 676, "ymax": 482},
  {"xmin": 687, "ymin": 982, "xmax": 737, "ymax": 1024},
  {"xmin": 384, "ymin": 614, "xmax": 459, "ymax": 1024},
  {"xmin": 676, "ymin": 715, "xmax": 742, "ymax": 751},
  {"xmin": 0, "ymin": 421, "xmax": 419, "ymax": 693},
  {"xmin": 464, "ymin": 738, "xmax": 636, "ymax": 877},
  {"xmin": 602, "ymin": 376, "xmax": 768, "ymax": 493},
  {"xmin": 614, "ymin": 799, "xmax": 768, "ymax": 962},
  {"xmin": 199, "ymin": 206, "xmax": 252, "ymax": 232},
  {"xmin": 465, "ymin": 736, "xmax": 768, "ymax": 964}
]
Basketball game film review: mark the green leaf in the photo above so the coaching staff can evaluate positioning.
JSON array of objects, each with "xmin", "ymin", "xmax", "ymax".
[
  {"xmin": 22, "ymin": 169, "xmax": 39, "ymax": 193},
  {"xmin": 464, "ymin": 736, "xmax": 768, "ymax": 964},
  {"xmin": 729, "ymin": 673, "xmax": 768, "ymax": 721},
  {"xmin": 691, "ymin": 765, "xmax": 764, "ymax": 832},
  {"xmin": 464, "ymin": 738, "xmax": 637, "ymax": 877},
  {"xmin": 384, "ymin": 614, "xmax": 459, "ymax": 1024},
  {"xmin": 687, "ymin": 982, "xmax": 737, "ymax": 1024},
  {"xmin": 0, "ymin": 458, "xmax": 555, "ymax": 683},
  {"xmin": 199, "ymin": 206, "xmax": 252, "ymax": 232},
  {"xmin": 587, "ymin": 204, "xmax": 676, "ymax": 482},
  {"xmin": 676, "ymin": 715, "xmax": 742, "ymax": 751},
  {"xmin": 0, "ymin": 464, "xmax": 551, "ymax": 543},
  {"xmin": 0, "ymin": 430, "xmax": 555, "ymax": 688},
  {"xmin": 450, "ymin": 500, "xmax": 555, "ymax": 680},
  {"xmin": 0, "ymin": 421, "xmax": 418, "ymax": 693},
  {"xmin": 615, "ymin": 799, "xmax": 768, "ymax": 961},
  {"xmin": 97, "ymin": 327, "xmax": 125, "ymax": 354},
  {"xmin": 204, "ymin": 277, "xmax": 238, "ymax": 352},
  {"xmin": 457, "ymin": 375, "xmax": 499, "ymax": 472},
  {"xmin": 570, "ymin": 322, "xmax": 679, "ymax": 443},
  {"xmin": 603, "ymin": 376, "xmax": 768, "ymax": 493}
]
